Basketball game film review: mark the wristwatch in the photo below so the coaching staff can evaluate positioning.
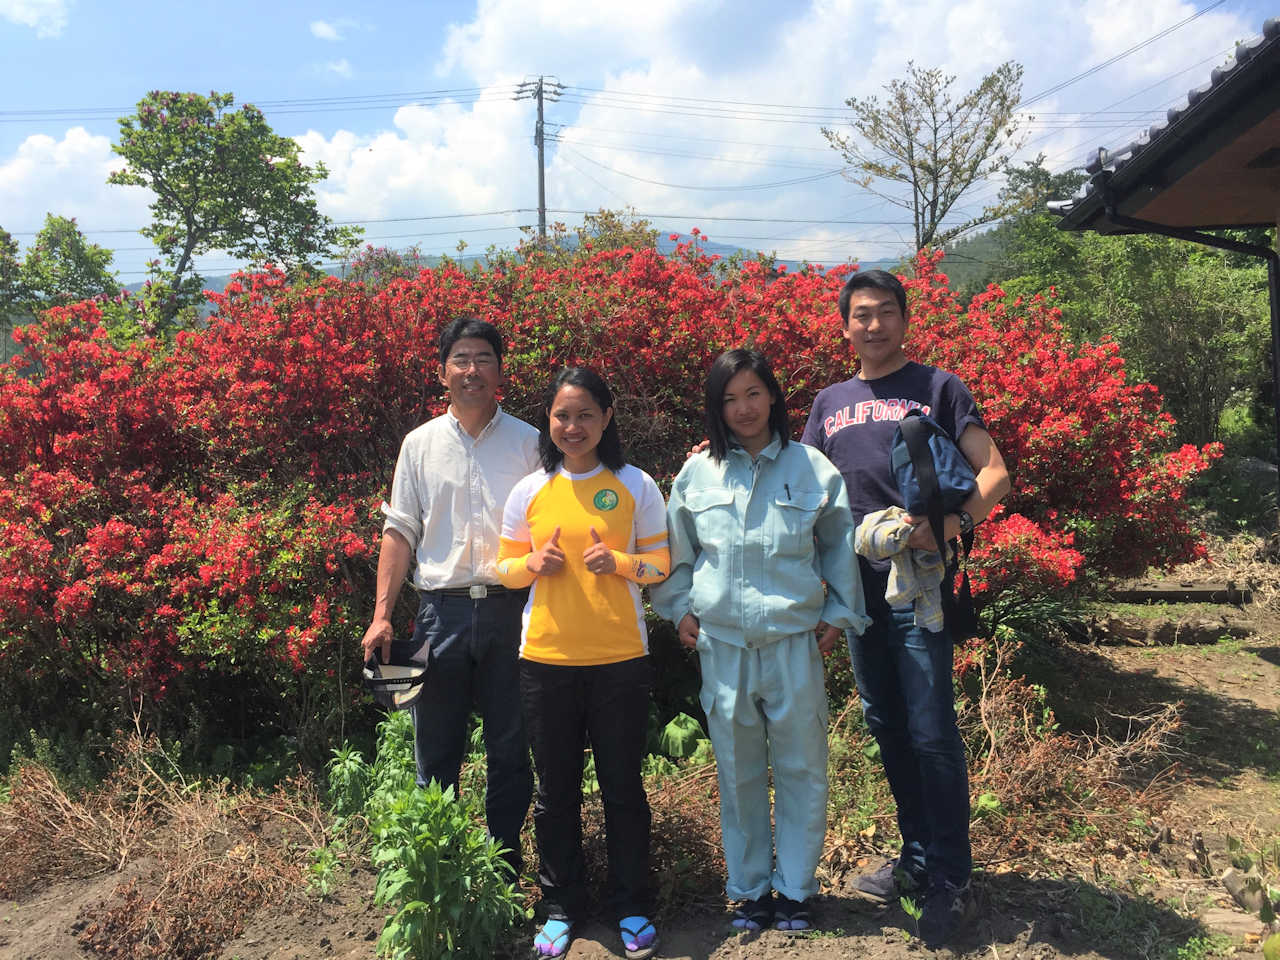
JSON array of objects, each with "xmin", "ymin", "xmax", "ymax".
[{"xmin": 956, "ymin": 510, "xmax": 975, "ymax": 536}]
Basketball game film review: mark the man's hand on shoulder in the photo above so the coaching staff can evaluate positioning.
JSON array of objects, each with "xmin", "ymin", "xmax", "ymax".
[
  {"xmin": 361, "ymin": 617, "xmax": 394, "ymax": 664},
  {"xmin": 686, "ymin": 439, "xmax": 709, "ymax": 459}
]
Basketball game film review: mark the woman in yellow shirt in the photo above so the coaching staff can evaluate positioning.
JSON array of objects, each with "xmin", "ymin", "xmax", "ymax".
[{"xmin": 497, "ymin": 367, "xmax": 669, "ymax": 960}]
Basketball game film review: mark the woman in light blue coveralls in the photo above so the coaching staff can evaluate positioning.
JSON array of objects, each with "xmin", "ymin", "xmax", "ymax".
[{"xmin": 652, "ymin": 348, "xmax": 868, "ymax": 932}]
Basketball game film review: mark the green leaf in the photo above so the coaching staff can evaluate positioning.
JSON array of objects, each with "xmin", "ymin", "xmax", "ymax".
[{"xmin": 658, "ymin": 712, "xmax": 705, "ymax": 759}]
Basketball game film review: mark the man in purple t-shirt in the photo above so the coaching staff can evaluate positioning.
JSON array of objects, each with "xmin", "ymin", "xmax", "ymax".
[{"xmin": 801, "ymin": 270, "xmax": 1009, "ymax": 947}]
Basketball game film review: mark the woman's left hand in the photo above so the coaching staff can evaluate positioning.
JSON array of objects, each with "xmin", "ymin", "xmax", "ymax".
[
  {"xmin": 816, "ymin": 621, "xmax": 842, "ymax": 656},
  {"xmin": 583, "ymin": 528, "xmax": 617, "ymax": 575}
]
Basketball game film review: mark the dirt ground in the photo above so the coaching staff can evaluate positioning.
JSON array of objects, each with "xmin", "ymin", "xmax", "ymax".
[{"xmin": 3, "ymin": 600, "xmax": 1278, "ymax": 960}]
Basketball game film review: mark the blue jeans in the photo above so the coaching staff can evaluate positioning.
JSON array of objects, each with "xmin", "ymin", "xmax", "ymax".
[
  {"xmin": 849, "ymin": 562, "xmax": 971, "ymax": 888},
  {"xmin": 410, "ymin": 589, "xmax": 533, "ymax": 874}
]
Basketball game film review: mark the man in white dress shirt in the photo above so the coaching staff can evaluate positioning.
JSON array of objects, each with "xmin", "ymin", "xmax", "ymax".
[{"xmin": 361, "ymin": 317, "xmax": 540, "ymax": 875}]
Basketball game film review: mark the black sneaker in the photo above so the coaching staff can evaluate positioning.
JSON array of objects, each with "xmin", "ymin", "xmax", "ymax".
[
  {"xmin": 852, "ymin": 860, "xmax": 925, "ymax": 904},
  {"xmin": 918, "ymin": 879, "xmax": 975, "ymax": 946}
]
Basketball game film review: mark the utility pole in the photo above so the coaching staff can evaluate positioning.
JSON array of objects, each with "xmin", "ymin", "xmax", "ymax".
[{"xmin": 514, "ymin": 76, "xmax": 563, "ymax": 241}]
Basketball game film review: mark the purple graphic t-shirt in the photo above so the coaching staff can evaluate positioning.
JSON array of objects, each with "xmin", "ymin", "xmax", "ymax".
[{"xmin": 801, "ymin": 362, "xmax": 985, "ymax": 568}]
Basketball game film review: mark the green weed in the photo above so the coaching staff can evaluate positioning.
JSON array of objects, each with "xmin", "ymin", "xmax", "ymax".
[
  {"xmin": 900, "ymin": 894, "xmax": 922, "ymax": 938},
  {"xmin": 1172, "ymin": 932, "xmax": 1234, "ymax": 960},
  {"xmin": 327, "ymin": 711, "xmax": 526, "ymax": 959},
  {"xmin": 306, "ymin": 842, "xmax": 343, "ymax": 897},
  {"xmin": 371, "ymin": 781, "xmax": 525, "ymax": 959}
]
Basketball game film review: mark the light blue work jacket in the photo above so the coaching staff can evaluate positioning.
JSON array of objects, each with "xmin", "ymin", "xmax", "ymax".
[{"xmin": 652, "ymin": 434, "xmax": 870, "ymax": 648}]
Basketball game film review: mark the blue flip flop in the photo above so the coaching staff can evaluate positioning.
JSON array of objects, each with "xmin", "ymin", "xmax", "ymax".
[
  {"xmin": 533, "ymin": 918, "xmax": 573, "ymax": 958},
  {"xmin": 619, "ymin": 915, "xmax": 659, "ymax": 959}
]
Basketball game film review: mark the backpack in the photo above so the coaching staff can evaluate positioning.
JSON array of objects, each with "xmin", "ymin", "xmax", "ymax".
[{"xmin": 891, "ymin": 410, "xmax": 980, "ymax": 638}]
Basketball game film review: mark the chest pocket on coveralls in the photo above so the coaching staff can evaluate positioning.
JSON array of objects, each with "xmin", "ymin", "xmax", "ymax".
[
  {"xmin": 772, "ymin": 491, "xmax": 826, "ymax": 556},
  {"xmin": 686, "ymin": 487, "xmax": 737, "ymax": 548}
]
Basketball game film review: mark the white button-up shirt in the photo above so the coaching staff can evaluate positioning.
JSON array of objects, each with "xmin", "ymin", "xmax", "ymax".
[{"xmin": 381, "ymin": 407, "xmax": 540, "ymax": 591}]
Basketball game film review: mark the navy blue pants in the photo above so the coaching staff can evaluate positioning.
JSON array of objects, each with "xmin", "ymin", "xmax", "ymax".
[
  {"xmin": 850, "ymin": 561, "xmax": 971, "ymax": 888},
  {"xmin": 410, "ymin": 590, "xmax": 533, "ymax": 874},
  {"xmin": 520, "ymin": 655, "xmax": 653, "ymax": 922}
]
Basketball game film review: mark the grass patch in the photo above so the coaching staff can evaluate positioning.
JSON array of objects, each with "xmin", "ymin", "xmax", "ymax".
[{"xmin": 1084, "ymin": 601, "xmax": 1237, "ymax": 622}]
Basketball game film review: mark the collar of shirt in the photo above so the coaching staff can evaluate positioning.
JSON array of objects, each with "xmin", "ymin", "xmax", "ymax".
[
  {"xmin": 727, "ymin": 432, "xmax": 784, "ymax": 463},
  {"xmin": 444, "ymin": 405, "xmax": 505, "ymax": 444}
]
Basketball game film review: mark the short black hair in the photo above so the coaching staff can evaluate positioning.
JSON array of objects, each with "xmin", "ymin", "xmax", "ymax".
[
  {"xmin": 438, "ymin": 317, "xmax": 503, "ymax": 366},
  {"xmin": 537, "ymin": 367, "xmax": 626, "ymax": 473},
  {"xmin": 838, "ymin": 269, "xmax": 908, "ymax": 323},
  {"xmin": 704, "ymin": 348, "xmax": 789, "ymax": 464}
]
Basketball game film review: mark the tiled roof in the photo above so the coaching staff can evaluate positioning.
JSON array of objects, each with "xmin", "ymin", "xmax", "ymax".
[{"xmin": 1053, "ymin": 17, "xmax": 1280, "ymax": 230}]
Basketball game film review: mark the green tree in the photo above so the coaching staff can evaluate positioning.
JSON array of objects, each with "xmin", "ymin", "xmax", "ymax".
[
  {"xmin": 1, "ymin": 217, "xmax": 120, "ymax": 361},
  {"xmin": 946, "ymin": 156, "xmax": 1090, "ymax": 301},
  {"xmin": 108, "ymin": 90, "xmax": 361, "ymax": 320},
  {"xmin": 510, "ymin": 207, "xmax": 661, "ymax": 269},
  {"xmin": 0, "ymin": 228, "xmax": 22, "ymax": 364},
  {"xmin": 19, "ymin": 214, "xmax": 119, "ymax": 310},
  {"xmin": 0, "ymin": 228, "xmax": 21, "ymax": 315},
  {"xmin": 1063, "ymin": 236, "xmax": 1269, "ymax": 448},
  {"xmin": 944, "ymin": 158, "xmax": 1272, "ymax": 451},
  {"xmin": 987, "ymin": 220, "xmax": 1269, "ymax": 449},
  {"xmin": 822, "ymin": 61, "xmax": 1027, "ymax": 252}
]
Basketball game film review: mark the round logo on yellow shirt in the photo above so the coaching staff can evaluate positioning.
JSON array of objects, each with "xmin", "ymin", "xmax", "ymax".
[{"xmin": 593, "ymin": 488, "xmax": 619, "ymax": 511}]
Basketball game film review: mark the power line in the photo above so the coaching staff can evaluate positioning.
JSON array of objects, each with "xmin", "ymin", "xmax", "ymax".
[
  {"xmin": 1017, "ymin": 0, "xmax": 1228, "ymax": 107},
  {"xmin": 551, "ymin": 135, "xmax": 835, "ymax": 171},
  {"xmin": 558, "ymin": 146, "xmax": 844, "ymax": 191},
  {"xmin": 546, "ymin": 208, "xmax": 917, "ymax": 225},
  {"xmin": 0, "ymin": 86, "xmax": 523, "ymax": 125},
  {"xmin": 107, "ymin": 223, "xmax": 531, "ymax": 253},
  {"xmin": 6, "ymin": 210, "xmax": 536, "ymax": 236}
]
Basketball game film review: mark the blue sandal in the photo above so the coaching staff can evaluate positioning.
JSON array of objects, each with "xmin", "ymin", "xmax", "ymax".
[
  {"xmin": 533, "ymin": 918, "xmax": 573, "ymax": 958},
  {"xmin": 774, "ymin": 896, "xmax": 812, "ymax": 932},
  {"xmin": 619, "ymin": 915, "xmax": 659, "ymax": 959}
]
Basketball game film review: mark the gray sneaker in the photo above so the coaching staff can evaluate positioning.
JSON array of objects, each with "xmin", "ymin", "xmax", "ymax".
[
  {"xmin": 852, "ymin": 860, "xmax": 925, "ymax": 904},
  {"xmin": 918, "ymin": 879, "xmax": 975, "ymax": 946}
]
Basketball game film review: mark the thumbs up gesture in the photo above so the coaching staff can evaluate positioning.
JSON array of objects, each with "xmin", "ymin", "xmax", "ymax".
[
  {"xmin": 583, "ymin": 527, "xmax": 617, "ymax": 576},
  {"xmin": 527, "ymin": 526, "xmax": 565, "ymax": 576}
]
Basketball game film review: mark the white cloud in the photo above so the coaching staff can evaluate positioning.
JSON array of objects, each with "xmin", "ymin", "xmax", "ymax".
[
  {"xmin": 439, "ymin": 0, "xmax": 688, "ymax": 78},
  {"xmin": 3, "ymin": 0, "xmax": 1268, "ymax": 272},
  {"xmin": 0, "ymin": 128, "xmax": 155, "ymax": 274},
  {"xmin": 310, "ymin": 19, "xmax": 340, "ymax": 41},
  {"xmin": 295, "ymin": 86, "xmax": 530, "ymax": 224},
  {"xmin": 0, "ymin": 0, "xmax": 69, "ymax": 37},
  {"xmin": 325, "ymin": 58, "xmax": 353, "ymax": 78},
  {"xmin": 1083, "ymin": 0, "xmax": 1244, "ymax": 83}
]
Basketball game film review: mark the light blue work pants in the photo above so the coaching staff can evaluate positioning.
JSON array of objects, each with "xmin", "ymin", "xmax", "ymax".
[{"xmin": 697, "ymin": 630, "xmax": 829, "ymax": 902}]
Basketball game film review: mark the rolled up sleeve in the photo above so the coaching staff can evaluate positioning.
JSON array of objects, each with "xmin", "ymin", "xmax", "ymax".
[{"xmin": 381, "ymin": 440, "xmax": 424, "ymax": 548}]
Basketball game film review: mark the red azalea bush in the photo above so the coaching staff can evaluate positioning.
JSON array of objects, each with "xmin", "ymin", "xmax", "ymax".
[{"xmin": 0, "ymin": 242, "xmax": 1219, "ymax": 762}]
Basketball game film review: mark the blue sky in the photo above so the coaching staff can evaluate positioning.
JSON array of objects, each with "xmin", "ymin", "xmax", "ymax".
[{"xmin": 1, "ymin": 0, "xmax": 1275, "ymax": 282}]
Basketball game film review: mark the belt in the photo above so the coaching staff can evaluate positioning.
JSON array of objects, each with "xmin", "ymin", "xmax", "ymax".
[{"xmin": 425, "ymin": 584, "xmax": 517, "ymax": 599}]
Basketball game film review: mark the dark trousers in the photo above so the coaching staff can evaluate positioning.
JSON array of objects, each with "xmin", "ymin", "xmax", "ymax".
[
  {"xmin": 849, "ymin": 561, "xmax": 972, "ymax": 888},
  {"xmin": 520, "ymin": 656, "xmax": 653, "ymax": 921},
  {"xmin": 410, "ymin": 590, "xmax": 533, "ymax": 874}
]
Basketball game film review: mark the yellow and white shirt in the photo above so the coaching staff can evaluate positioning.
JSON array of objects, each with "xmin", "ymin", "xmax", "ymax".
[{"xmin": 496, "ymin": 463, "xmax": 670, "ymax": 665}]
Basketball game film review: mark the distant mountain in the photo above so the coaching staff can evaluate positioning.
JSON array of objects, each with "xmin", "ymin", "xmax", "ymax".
[{"xmin": 122, "ymin": 238, "xmax": 896, "ymax": 302}]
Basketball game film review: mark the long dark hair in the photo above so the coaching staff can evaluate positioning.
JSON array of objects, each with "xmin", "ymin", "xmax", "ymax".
[
  {"xmin": 704, "ymin": 348, "xmax": 789, "ymax": 463},
  {"xmin": 537, "ymin": 367, "xmax": 625, "ymax": 472}
]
